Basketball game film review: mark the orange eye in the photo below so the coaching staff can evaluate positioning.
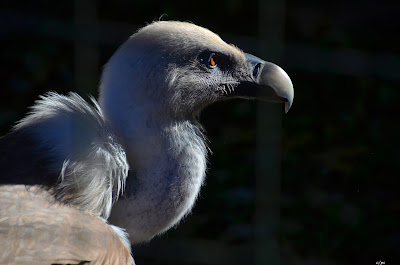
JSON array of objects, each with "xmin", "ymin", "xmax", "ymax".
[{"xmin": 209, "ymin": 56, "xmax": 216, "ymax": 68}]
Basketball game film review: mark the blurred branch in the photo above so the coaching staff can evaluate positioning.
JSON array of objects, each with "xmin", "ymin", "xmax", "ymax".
[
  {"xmin": 256, "ymin": 0, "xmax": 286, "ymax": 264},
  {"xmin": 74, "ymin": 0, "xmax": 99, "ymax": 96}
]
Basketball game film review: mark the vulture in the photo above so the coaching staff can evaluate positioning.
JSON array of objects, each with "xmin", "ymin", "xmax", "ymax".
[{"xmin": 0, "ymin": 21, "xmax": 293, "ymax": 264}]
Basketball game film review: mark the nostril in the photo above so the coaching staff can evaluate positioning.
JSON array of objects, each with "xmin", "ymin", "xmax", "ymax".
[{"xmin": 253, "ymin": 63, "xmax": 262, "ymax": 79}]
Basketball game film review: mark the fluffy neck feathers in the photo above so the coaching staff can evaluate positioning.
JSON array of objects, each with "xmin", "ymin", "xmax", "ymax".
[{"xmin": 108, "ymin": 116, "xmax": 208, "ymax": 243}]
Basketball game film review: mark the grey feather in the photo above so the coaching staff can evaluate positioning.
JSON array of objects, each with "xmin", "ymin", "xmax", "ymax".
[{"xmin": 11, "ymin": 92, "xmax": 129, "ymax": 218}]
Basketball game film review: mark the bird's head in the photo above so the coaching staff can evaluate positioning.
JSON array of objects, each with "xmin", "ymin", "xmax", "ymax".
[
  {"xmin": 99, "ymin": 21, "xmax": 293, "ymax": 129},
  {"xmin": 102, "ymin": 22, "xmax": 294, "ymax": 239}
]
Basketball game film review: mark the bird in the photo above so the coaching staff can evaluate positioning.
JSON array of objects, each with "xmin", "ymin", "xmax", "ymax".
[{"xmin": 0, "ymin": 21, "xmax": 293, "ymax": 264}]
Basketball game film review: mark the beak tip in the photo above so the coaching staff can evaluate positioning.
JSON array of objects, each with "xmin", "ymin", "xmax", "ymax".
[
  {"xmin": 260, "ymin": 62, "xmax": 294, "ymax": 114},
  {"xmin": 284, "ymin": 101, "xmax": 291, "ymax": 114}
]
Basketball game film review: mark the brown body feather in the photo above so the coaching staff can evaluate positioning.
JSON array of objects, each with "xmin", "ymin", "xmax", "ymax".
[{"xmin": 0, "ymin": 185, "xmax": 133, "ymax": 265}]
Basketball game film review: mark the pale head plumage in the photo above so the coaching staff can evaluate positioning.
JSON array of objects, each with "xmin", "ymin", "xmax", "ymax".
[{"xmin": 99, "ymin": 21, "xmax": 248, "ymax": 123}]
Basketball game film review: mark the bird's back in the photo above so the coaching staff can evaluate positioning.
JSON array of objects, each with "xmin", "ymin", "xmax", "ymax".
[
  {"xmin": 0, "ymin": 185, "xmax": 133, "ymax": 265},
  {"xmin": 0, "ymin": 92, "xmax": 129, "ymax": 218}
]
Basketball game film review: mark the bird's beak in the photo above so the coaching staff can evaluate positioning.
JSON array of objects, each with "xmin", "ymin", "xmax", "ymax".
[{"xmin": 232, "ymin": 53, "xmax": 294, "ymax": 113}]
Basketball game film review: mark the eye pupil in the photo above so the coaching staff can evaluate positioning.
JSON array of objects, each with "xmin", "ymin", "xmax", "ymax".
[{"xmin": 209, "ymin": 56, "xmax": 216, "ymax": 67}]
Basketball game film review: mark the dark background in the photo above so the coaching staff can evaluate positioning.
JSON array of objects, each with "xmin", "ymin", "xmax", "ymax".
[{"xmin": 0, "ymin": 1, "xmax": 399, "ymax": 264}]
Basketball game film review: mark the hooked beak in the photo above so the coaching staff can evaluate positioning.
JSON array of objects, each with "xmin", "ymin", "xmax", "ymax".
[{"xmin": 232, "ymin": 53, "xmax": 294, "ymax": 113}]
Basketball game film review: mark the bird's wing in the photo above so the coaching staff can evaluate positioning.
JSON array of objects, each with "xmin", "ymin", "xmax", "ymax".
[
  {"xmin": 0, "ymin": 92, "xmax": 129, "ymax": 218},
  {"xmin": 0, "ymin": 185, "xmax": 134, "ymax": 265}
]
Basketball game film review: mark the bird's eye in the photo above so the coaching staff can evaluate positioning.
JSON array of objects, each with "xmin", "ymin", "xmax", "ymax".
[
  {"xmin": 208, "ymin": 54, "xmax": 217, "ymax": 68},
  {"xmin": 198, "ymin": 51, "xmax": 219, "ymax": 69}
]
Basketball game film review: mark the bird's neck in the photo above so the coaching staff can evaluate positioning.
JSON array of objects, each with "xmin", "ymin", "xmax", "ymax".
[{"xmin": 108, "ymin": 115, "xmax": 208, "ymax": 244}]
